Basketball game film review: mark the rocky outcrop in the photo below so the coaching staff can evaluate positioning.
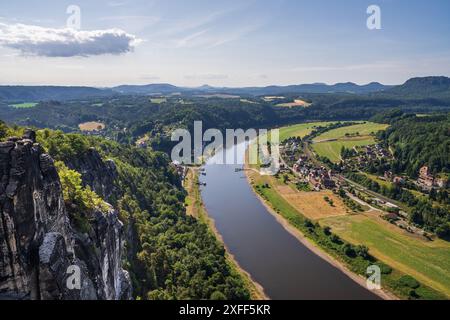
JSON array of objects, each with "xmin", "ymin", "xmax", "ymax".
[
  {"xmin": 0, "ymin": 130, "xmax": 131, "ymax": 300},
  {"xmin": 66, "ymin": 148, "xmax": 118, "ymax": 203}
]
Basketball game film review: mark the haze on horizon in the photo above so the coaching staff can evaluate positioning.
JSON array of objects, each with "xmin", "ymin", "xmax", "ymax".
[{"xmin": 0, "ymin": 0, "xmax": 449, "ymax": 87}]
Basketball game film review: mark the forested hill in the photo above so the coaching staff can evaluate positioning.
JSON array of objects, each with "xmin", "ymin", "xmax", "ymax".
[
  {"xmin": 112, "ymin": 82, "xmax": 390, "ymax": 95},
  {"xmin": 375, "ymin": 113, "xmax": 450, "ymax": 177},
  {"xmin": 0, "ymin": 86, "xmax": 114, "ymax": 101},
  {"xmin": 373, "ymin": 76, "xmax": 450, "ymax": 100},
  {"xmin": 0, "ymin": 123, "xmax": 250, "ymax": 300},
  {"xmin": 0, "ymin": 82, "xmax": 389, "ymax": 102},
  {"xmin": 1, "ymin": 76, "xmax": 449, "ymax": 103}
]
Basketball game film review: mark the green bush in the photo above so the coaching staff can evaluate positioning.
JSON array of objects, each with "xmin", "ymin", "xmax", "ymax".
[
  {"xmin": 377, "ymin": 263, "xmax": 393, "ymax": 275},
  {"xmin": 0, "ymin": 120, "xmax": 7, "ymax": 140},
  {"xmin": 55, "ymin": 161, "xmax": 108, "ymax": 213},
  {"xmin": 398, "ymin": 275, "xmax": 420, "ymax": 289},
  {"xmin": 210, "ymin": 291, "xmax": 227, "ymax": 300}
]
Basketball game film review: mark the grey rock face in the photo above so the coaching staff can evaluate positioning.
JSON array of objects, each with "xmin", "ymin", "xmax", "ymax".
[
  {"xmin": 0, "ymin": 132, "xmax": 131, "ymax": 300},
  {"xmin": 66, "ymin": 148, "xmax": 118, "ymax": 203}
]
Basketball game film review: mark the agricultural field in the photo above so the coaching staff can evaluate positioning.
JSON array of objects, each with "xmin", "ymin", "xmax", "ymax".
[
  {"xmin": 313, "ymin": 122, "xmax": 388, "ymax": 142},
  {"xmin": 312, "ymin": 137, "xmax": 376, "ymax": 163},
  {"xmin": 150, "ymin": 97, "xmax": 167, "ymax": 104},
  {"xmin": 321, "ymin": 213, "xmax": 450, "ymax": 297},
  {"xmin": 247, "ymin": 160, "xmax": 447, "ymax": 299},
  {"xmin": 279, "ymin": 121, "xmax": 335, "ymax": 141},
  {"xmin": 311, "ymin": 122, "xmax": 389, "ymax": 163},
  {"xmin": 275, "ymin": 185, "xmax": 349, "ymax": 220},
  {"xmin": 263, "ymin": 96, "xmax": 285, "ymax": 102},
  {"xmin": 78, "ymin": 121, "xmax": 106, "ymax": 132},
  {"xmin": 240, "ymin": 99, "xmax": 258, "ymax": 104},
  {"xmin": 10, "ymin": 102, "xmax": 38, "ymax": 109},
  {"xmin": 276, "ymin": 99, "xmax": 312, "ymax": 108}
]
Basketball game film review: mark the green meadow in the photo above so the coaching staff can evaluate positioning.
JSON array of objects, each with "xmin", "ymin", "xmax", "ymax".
[
  {"xmin": 150, "ymin": 98, "xmax": 167, "ymax": 104},
  {"xmin": 11, "ymin": 102, "xmax": 38, "ymax": 109},
  {"xmin": 279, "ymin": 122, "xmax": 335, "ymax": 141},
  {"xmin": 312, "ymin": 137, "xmax": 376, "ymax": 162},
  {"xmin": 313, "ymin": 122, "xmax": 388, "ymax": 142},
  {"xmin": 322, "ymin": 214, "xmax": 450, "ymax": 297},
  {"xmin": 311, "ymin": 122, "xmax": 389, "ymax": 163}
]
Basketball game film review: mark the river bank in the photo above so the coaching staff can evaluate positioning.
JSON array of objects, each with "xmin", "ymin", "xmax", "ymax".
[
  {"xmin": 184, "ymin": 167, "xmax": 268, "ymax": 300},
  {"xmin": 244, "ymin": 165, "xmax": 396, "ymax": 300}
]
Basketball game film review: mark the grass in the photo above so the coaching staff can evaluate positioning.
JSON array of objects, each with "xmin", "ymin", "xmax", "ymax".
[
  {"xmin": 251, "ymin": 175, "xmax": 301, "ymax": 223},
  {"xmin": 362, "ymin": 173, "xmax": 431, "ymax": 205},
  {"xmin": 150, "ymin": 98, "xmax": 167, "ymax": 104},
  {"xmin": 246, "ymin": 143, "xmax": 447, "ymax": 300},
  {"xmin": 240, "ymin": 99, "xmax": 258, "ymax": 104},
  {"xmin": 184, "ymin": 168, "xmax": 203, "ymax": 218},
  {"xmin": 312, "ymin": 137, "xmax": 376, "ymax": 163},
  {"xmin": 310, "ymin": 122, "xmax": 389, "ymax": 163},
  {"xmin": 279, "ymin": 122, "xmax": 335, "ymax": 141},
  {"xmin": 313, "ymin": 122, "xmax": 389, "ymax": 142},
  {"xmin": 263, "ymin": 96, "xmax": 285, "ymax": 102},
  {"xmin": 322, "ymin": 214, "xmax": 450, "ymax": 297},
  {"xmin": 10, "ymin": 102, "xmax": 38, "ymax": 109},
  {"xmin": 274, "ymin": 183, "xmax": 349, "ymax": 220},
  {"xmin": 250, "ymin": 169, "xmax": 447, "ymax": 299},
  {"xmin": 363, "ymin": 173, "xmax": 392, "ymax": 188}
]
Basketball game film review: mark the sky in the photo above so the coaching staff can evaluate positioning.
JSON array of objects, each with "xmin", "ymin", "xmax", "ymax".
[{"xmin": 0, "ymin": 0, "xmax": 449, "ymax": 87}]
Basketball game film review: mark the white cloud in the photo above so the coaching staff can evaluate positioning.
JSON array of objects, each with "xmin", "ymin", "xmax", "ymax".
[{"xmin": 0, "ymin": 22, "xmax": 142, "ymax": 57}]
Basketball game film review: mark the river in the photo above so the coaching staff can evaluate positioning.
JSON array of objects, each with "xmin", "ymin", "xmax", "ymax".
[{"xmin": 200, "ymin": 143, "xmax": 379, "ymax": 300}]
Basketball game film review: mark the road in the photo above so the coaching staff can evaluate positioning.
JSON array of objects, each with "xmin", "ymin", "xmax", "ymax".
[{"xmin": 280, "ymin": 140, "xmax": 404, "ymax": 214}]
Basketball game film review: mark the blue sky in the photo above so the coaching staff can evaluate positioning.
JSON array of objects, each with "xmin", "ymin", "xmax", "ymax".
[{"xmin": 0, "ymin": 0, "xmax": 449, "ymax": 86}]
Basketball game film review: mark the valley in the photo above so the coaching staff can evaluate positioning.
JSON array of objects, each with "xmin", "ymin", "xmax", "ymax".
[
  {"xmin": 1, "ymin": 0, "xmax": 449, "ymax": 307},
  {"xmin": 242, "ymin": 117, "xmax": 450, "ymax": 299},
  {"xmin": 1, "ymin": 76, "xmax": 449, "ymax": 301}
]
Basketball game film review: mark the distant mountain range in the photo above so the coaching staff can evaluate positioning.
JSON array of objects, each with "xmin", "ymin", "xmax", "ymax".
[
  {"xmin": 373, "ymin": 76, "xmax": 450, "ymax": 99},
  {"xmin": 1, "ymin": 76, "xmax": 449, "ymax": 102},
  {"xmin": 112, "ymin": 81, "xmax": 391, "ymax": 96},
  {"xmin": 113, "ymin": 83, "xmax": 181, "ymax": 95},
  {"xmin": 0, "ymin": 86, "xmax": 113, "ymax": 101}
]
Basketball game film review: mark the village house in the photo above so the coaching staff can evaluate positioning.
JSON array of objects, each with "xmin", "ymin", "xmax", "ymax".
[
  {"xmin": 418, "ymin": 166, "xmax": 447, "ymax": 189},
  {"xmin": 172, "ymin": 161, "xmax": 188, "ymax": 181},
  {"xmin": 320, "ymin": 170, "xmax": 336, "ymax": 189},
  {"xmin": 137, "ymin": 141, "xmax": 148, "ymax": 148},
  {"xmin": 306, "ymin": 167, "xmax": 336, "ymax": 190},
  {"xmin": 384, "ymin": 171, "xmax": 393, "ymax": 181},
  {"xmin": 435, "ymin": 177, "xmax": 448, "ymax": 188},
  {"xmin": 419, "ymin": 166, "xmax": 434, "ymax": 187},
  {"xmin": 309, "ymin": 173, "xmax": 320, "ymax": 190}
]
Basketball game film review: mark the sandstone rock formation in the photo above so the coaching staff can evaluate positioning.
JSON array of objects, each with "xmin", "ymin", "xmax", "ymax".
[{"xmin": 0, "ymin": 130, "xmax": 131, "ymax": 300}]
